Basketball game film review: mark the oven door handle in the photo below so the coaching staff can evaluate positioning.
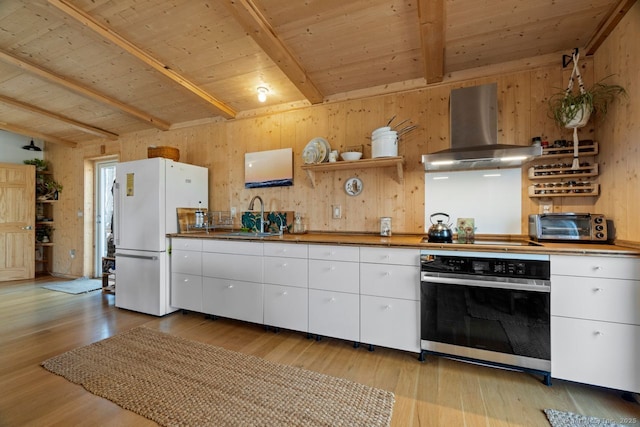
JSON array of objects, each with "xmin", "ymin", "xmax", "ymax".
[{"xmin": 421, "ymin": 275, "xmax": 550, "ymax": 293}]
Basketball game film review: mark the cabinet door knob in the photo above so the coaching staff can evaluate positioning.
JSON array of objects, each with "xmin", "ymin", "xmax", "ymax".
[
  {"xmin": 227, "ymin": 284, "xmax": 234, "ymax": 289},
  {"xmin": 183, "ymin": 278, "xmax": 189, "ymax": 283},
  {"xmin": 593, "ymin": 265, "xmax": 602, "ymax": 271},
  {"xmin": 594, "ymin": 331, "xmax": 604, "ymax": 336},
  {"xmin": 384, "ymin": 271, "xmax": 392, "ymax": 277},
  {"xmin": 329, "ymin": 297, "xmax": 336, "ymax": 303},
  {"xmin": 594, "ymin": 287, "xmax": 603, "ymax": 292},
  {"xmin": 384, "ymin": 304, "xmax": 392, "ymax": 310},
  {"xmin": 281, "ymin": 291, "xmax": 288, "ymax": 296},
  {"xmin": 23, "ymin": 225, "xmax": 33, "ymax": 230}
]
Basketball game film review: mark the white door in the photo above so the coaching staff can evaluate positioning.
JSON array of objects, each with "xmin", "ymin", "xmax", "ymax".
[
  {"xmin": 115, "ymin": 249, "xmax": 168, "ymax": 316},
  {"xmin": 94, "ymin": 160, "xmax": 116, "ymax": 275},
  {"xmin": 115, "ymin": 158, "xmax": 165, "ymax": 251}
]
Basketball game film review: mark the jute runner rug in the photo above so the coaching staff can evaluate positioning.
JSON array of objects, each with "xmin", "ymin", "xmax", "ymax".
[{"xmin": 42, "ymin": 327, "xmax": 394, "ymax": 426}]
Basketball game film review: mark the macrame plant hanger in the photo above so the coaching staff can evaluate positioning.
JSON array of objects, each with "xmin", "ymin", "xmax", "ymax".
[{"xmin": 564, "ymin": 50, "xmax": 588, "ymax": 169}]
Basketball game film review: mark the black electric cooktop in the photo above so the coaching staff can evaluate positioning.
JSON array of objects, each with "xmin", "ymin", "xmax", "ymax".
[{"xmin": 421, "ymin": 238, "xmax": 542, "ymax": 247}]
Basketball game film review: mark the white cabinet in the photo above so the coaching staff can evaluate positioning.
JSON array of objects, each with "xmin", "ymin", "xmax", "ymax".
[
  {"xmin": 308, "ymin": 245, "xmax": 360, "ymax": 342},
  {"xmin": 263, "ymin": 242, "xmax": 308, "ymax": 332},
  {"xmin": 202, "ymin": 277, "xmax": 264, "ymax": 324},
  {"xmin": 171, "ymin": 238, "xmax": 203, "ymax": 312},
  {"xmin": 360, "ymin": 247, "xmax": 421, "ymax": 352},
  {"xmin": 264, "ymin": 284, "xmax": 308, "ymax": 332},
  {"xmin": 551, "ymin": 255, "xmax": 640, "ymax": 392},
  {"xmin": 170, "ymin": 238, "xmax": 423, "ymax": 355},
  {"xmin": 202, "ymin": 240, "xmax": 264, "ymax": 323},
  {"xmin": 309, "ymin": 289, "xmax": 360, "ymax": 341}
]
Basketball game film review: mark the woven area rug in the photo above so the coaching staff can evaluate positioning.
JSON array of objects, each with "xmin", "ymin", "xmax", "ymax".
[
  {"xmin": 544, "ymin": 409, "xmax": 625, "ymax": 427},
  {"xmin": 41, "ymin": 278, "xmax": 102, "ymax": 294},
  {"xmin": 42, "ymin": 327, "xmax": 395, "ymax": 427}
]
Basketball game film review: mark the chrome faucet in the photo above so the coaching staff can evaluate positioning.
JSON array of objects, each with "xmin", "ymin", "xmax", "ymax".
[{"xmin": 248, "ymin": 195, "xmax": 265, "ymax": 233}]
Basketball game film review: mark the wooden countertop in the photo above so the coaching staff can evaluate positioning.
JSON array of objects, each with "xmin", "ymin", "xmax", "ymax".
[{"xmin": 169, "ymin": 231, "xmax": 640, "ymax": 257}]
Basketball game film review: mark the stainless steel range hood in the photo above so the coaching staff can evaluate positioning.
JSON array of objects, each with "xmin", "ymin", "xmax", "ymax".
[{"xmin": 422, "ymin": 83, "xmax": 541, "ymax": 171}]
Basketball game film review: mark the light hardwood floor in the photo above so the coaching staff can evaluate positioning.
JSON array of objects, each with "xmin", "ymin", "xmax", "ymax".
[{"xmin": 1, "ymin": 277, "xmax": 638, "ymax": 427}]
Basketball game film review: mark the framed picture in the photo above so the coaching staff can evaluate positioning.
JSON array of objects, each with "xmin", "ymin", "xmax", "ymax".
[{"xmin": 245, "ymin": 148, "xmax": 293, "ymax": 189}]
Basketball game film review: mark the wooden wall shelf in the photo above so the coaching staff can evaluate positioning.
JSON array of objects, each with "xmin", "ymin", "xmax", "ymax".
[
  {"xmin": 301, "ymin": 156, "xmax": 404, "ymax": 188},
  {"xmin": 540, "ymin": 142, "xmax": 598, "ymax": 159},
  {"xmin": 528, "ymin": 142, "xmax": 600, "ymax": 199}
]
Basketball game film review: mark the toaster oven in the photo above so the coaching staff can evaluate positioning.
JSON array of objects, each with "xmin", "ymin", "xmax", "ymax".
[{"xmin": 529, "ymin": 213, "xmax": 609, "ymax": 242}]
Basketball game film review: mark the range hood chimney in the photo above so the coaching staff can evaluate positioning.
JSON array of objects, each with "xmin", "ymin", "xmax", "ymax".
[{"xmin": 422, "ymin": 83, "xmax": 541, "ymax": 171}]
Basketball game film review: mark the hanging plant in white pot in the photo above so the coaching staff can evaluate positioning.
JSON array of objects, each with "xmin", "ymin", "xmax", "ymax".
[{"xmin": 548, "ymin": 51, "xmax": 626, "ymax": 168}]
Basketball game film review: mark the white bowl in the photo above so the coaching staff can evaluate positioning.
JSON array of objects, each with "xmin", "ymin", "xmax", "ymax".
[{"xmin": 341, "ymin": 152, "xmax": 363, "ymax": 161}]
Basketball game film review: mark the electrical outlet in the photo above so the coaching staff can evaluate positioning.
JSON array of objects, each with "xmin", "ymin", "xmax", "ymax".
[
  {"xmin": 230, "ymin": 207, "xmax": 236, "ymax": 217},
  {"xmin": 332, "ymin": 205, "xmax": 342, "ymax": 219},
  {"xmin": 540, "ymin": 200, "xmax": 553, "ymax": 214},
  {"xmin": 69, "ymin": 249, "xmax": 76, "ymax": 259}
]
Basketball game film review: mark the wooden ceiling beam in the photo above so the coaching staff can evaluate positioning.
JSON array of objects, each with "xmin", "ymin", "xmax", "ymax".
[
  {"xmin": 222, "ymin": 0, "xmax": 324, "ymax": 104},
  {"xmin": 0, "ymin": 49, "xmax": 171, "ymax": 131},
  {"xmin": 0, "ymin": 122, "xmax": 77, "ymax": 148},
  {"xmin": 0, "ymin": 95, "xmax": 119, "ymax": 140},
  {"xmin": 585, "ymin": 0, "xmax": 637, "ymax": 55},
  {"xmin": 48, "ymin": 0, "xmax": 236, "ymax": 119},
  {"xmin": 418, "ymin": 0, "xmax": 445, "ymax": 84}
]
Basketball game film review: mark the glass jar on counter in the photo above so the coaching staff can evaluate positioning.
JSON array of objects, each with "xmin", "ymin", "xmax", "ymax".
[{"xmin": 380, "ymin": 217, "xmax": 392, "ymax": 237}]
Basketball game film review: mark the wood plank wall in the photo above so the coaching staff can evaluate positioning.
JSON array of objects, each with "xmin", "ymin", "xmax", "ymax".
[
  {"xmin": 593, "ymin": 1, "xmax": 640, "ymax": 243},
  {"xmin": 44, "ymin": 3, "xmax": 640, "ymax": 277}
]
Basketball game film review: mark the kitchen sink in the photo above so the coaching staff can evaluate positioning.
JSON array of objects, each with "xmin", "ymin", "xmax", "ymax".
[{"xmin": 218, "ymin": 231, "xmax": 280, "ymax": 238}]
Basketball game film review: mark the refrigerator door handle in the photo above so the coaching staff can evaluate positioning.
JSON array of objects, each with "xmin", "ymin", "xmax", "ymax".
[
  {"xmin": 114, "ymin": 182, "xmax": 121, "ymax": 246},
  {"xmin": 115, "ymin": 253, "xmax": 158, "ymax": 261}
]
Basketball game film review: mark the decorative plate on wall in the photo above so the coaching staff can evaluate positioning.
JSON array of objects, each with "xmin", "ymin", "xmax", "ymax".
[{"xmin": 345, "ymin": 177, "xmax": 363, "ymax": 196}]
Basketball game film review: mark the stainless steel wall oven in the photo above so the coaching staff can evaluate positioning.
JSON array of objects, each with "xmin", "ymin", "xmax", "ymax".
[{"xmin": 420, "ymin": 250, "xmax": 551, "ymax": 384}]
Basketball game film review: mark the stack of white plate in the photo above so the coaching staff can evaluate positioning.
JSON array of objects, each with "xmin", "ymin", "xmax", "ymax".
[
  {"xmin": 302, "ymin": 137, "xmax": 331, "ymax": 164},
  {"xmin": 371, "ymin": 126, "xmax": 398, "ymax": 158}
]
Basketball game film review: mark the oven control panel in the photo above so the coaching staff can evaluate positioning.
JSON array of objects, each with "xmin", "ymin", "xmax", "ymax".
[{"xmin": 421, "ymin": 254, "xmax": 550, "ymax": 280}]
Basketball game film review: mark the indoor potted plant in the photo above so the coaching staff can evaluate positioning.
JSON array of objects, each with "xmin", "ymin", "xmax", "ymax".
[
  {"xmin": 548, "ymin": 78, "xmax": 627, "ymax": 128},
  {"xmin": 547, "ymin": 51, "xmax": 626, "ymax": 169},
  {"xmin": 35, "ymin": 173, "xmax": 63, "ymax": 200},
  {"xmin": 23, "ymin": 158, "xmax": 48, "ymax": 171}
]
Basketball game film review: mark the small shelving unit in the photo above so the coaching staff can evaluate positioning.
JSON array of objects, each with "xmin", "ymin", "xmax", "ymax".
[
  {"xmin": 527, "ymin": 142, "xmax": 599, "ymax": 199},
  {"xmin": 301, "ymin": 156, "xmax": 404, "ymax": 188},
  {"xmin": 35, "ymin": 199, "xmax": 56, "ymax": 275}
]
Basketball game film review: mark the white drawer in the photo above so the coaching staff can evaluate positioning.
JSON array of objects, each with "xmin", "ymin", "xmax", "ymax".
[
  {"xmin": 171, "ymin": 273, "xmax": 203, "ymax": 312},
  {"xmin": 263, "ymin": 284, "xmax": 308, "ymax": 332},
  {"xmin": 308, "ymin": 289, "xmax": 359, "ymax": 342},
  {"xmin": 171, "ymin": 249, "xmax": 202, "ymax": 275},
  {"xmin": 264, "ymin": 256, "xmax": 308, "ymax": 287},
  {"xmin": 202, "ymin": 239, "xmax": 263, "ymax": 256},
  {"xmin": 551, "ymin": 316, "xmax": 640, "ymax": 393},
  {"xmin": 263, "ymin": 242, "xmax": 308, "ymax": 258},
  {"xmin": 171, "ymin": 238, "xmax": 203, "ymax": 251},
  {"xmin": 360, "ymin": 247, "xmax": 420, "ymax": 266},
  {"xmin": 552, "ymin": 275, "xmax": 640, "ymax": 324},
  {"xmin": 360, "ymin": 295, "xmax": 420, "ymax": 352},
  {"xmin": 360, "ymin": 263, "xmax": 420, "ymax": 300},
  {"xmin": 308, "ymin": 244, "xmax": 359, "ymax": 262},
  {"xmin": 202, "ymin": 277, "xmax": 264, "ymax": 324},
  {"xmin": 202, "ymin": 252, "xmax": 263, "ymax": 283},
  {"xmin": 309, "ymin": 259, "xmax": 359, "ymax": 293},
  {"xmin": 551, "ymin": 255, "xmax": 640, "ymax": 280}
]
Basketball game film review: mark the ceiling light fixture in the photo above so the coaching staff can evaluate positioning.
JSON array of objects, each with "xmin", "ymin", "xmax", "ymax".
[
  {"xmin": 22, "ymin": 139, "xmax": 42, "ymax": 151},
  {"xmin": 257, "ymin": 86, "xmax": 268, "ymax": 103}
]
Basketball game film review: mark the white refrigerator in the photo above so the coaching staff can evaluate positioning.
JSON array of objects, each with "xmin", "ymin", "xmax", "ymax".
[{"xmin": 114, "ymin": 158, "xmax": 208, "ymax": 316}]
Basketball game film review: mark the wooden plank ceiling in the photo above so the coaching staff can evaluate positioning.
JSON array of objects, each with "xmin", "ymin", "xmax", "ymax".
[{"xmin": 0, "ymin": 0, "xmax": 634, "ymax": 146}]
